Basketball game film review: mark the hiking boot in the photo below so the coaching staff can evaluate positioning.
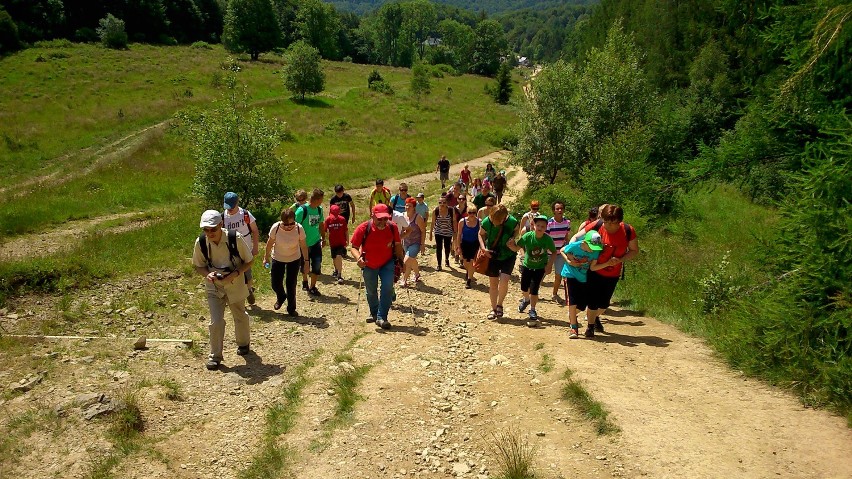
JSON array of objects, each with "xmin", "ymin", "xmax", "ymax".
[
  {"xmin": 569, "ymin": 327, "xmax": 579, "ymax": 339},
  {"xmin": 236, "ymin": 345, "xmax": 250, "ymax": 356},
  {"xmin": 437, "ymin": 264, "xmax": 442, "ymax": 271},
  {"xmin": 376, "ymin": 318, "xmax": 391, "ymax": 330},
  {"xmin": 594, "ymin": 318, "xmax": 605, "ymax": 333},
  {"xmin": 302, "ymin": 281, "xmax": 309, "ymax": 291},
  {"xmin": 273, "ymin": 301, "xmax": 282, "ymax": 311},
  {"xmin": 247, "ymin": 288, "xmax": 256, "ymax": 305},
  {"xmin": 308, "ymin": 286, "xmax": 321, "ymax": 296},
  {"xmin": 584, "ymin": 327, "xmax": 595, "ymax": 338},
  {"xmin": 518, "ymin": 298, "xmax": 530, "ymax": 313},
  {"xmin": 205, "ymin": 359, "xmax": 220, "ymax": 370}
]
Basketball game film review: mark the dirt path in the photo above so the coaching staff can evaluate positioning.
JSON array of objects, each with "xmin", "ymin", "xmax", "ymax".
[
  {"xmin": 0, "ymin": 211, "xmax": 155, "ymax": 261},
  {"xmin": 1, "ymin": 160, "xmax": 850, "ymax": 479}
]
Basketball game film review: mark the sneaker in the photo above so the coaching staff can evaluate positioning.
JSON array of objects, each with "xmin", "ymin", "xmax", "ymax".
[
  {"xmin": 332, "ymin": 270, "xmax": 338, "ymax": 278},
  {"xmin": 205, "ymin": 359, "xmax": 220, "ymax": 370},
  {"xmin": 376, "ymin": 318, "xmax": 391, "ymax": 330},
  {"xmin": 247, "ymin": 288, "xmax": 256, "ymax": 305},
  {"xmin": 465, "ymin": 278, "xmax": 472, "ymax": 289},
  {"xmin": 518, "ymin": 298, "xmax": 530, "ymax": 313},
  {"xmin": 236, "ymin": 345, "xmax": 250, "ymax": 356},
  {"xmin": 569, "ymin": 327, "xmax": 579, "ymax": 339},
  {"xmin": 397, "ymin": 279, "xmax": 407, "ymax": 288},
  {"xmin": 337, "ymin": 277, "xmax": 344, "ymax": 285},
  {"xmin": 273, "ymin": 302, "xmax": 282, "ymax": 311},
  {"xmin": 528, "ymin": 309, "xmax": 538, "ymax": 319},
  {"xmin": 287, "ymin": 310, "xmax": 299, "ymax": 317},
  {"xmin": 302, "ymin": 281, "xmax": 309, "ymax": 291},
  {"xmin": 366, "ymin": 316, "xmax": 376, "ymax": 323},
  {"xmin": 584, "ymin": 327, "xmax": 595, "ymax": 338},
  {"xmin": 308, "ymin": 286, "xmax": 321, "ymax": 296},
  {"xmin": 594, "ymin": 318, "xmax": 605, "ymax": 333}
]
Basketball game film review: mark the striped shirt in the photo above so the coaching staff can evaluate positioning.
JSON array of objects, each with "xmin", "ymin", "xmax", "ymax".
[
  {"xmin": 433, "ymin": 208, "xmax": 455, "ymax": 237},
  {"xmin": 546, "ymin": 217, "xmax": 571, "ymax": 248}
]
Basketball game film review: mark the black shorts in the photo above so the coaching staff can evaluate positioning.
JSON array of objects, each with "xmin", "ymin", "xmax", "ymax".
[
  {"xmin": 520, "ymin": 265, "xmax": 545, "ymax": 296},
  {"xmin": 330, "ymin": 246, "xmax": 347, "ymax": 258},
  {"xmin": 565, "ymin": 277, "xmax": 589, "ymax": 310},
  {"xmin": 486, "ymin": 254, "xmax": 516, "ymax": 278},
  {"xmin": 587, "ymin": 272, "xmax": 619, "ymax": 310},
  {"xmin": 460, "ymin": 241, "xmax": 479, "ymax": 261}
]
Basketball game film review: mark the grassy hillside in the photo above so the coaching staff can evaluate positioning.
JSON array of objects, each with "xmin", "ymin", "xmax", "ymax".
[{"xmin": 0, "ymin": 41, "xmax": 517, "ymax": 301}]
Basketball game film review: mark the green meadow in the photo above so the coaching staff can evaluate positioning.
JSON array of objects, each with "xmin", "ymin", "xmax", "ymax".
[{"xmin": 0, "ymin": 42, "xmax": 517, "ymax": 300}]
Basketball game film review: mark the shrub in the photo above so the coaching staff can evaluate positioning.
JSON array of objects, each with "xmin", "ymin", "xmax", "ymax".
[
  {"xmin": 157, "ymin": 34, "xmax": 178, "ymax": 46},
  {"xmin": 367, "ymin": 69, "xmax": 383, "ymax": 87},
  {"xmin": 487, "ymin": 427, "xmax": 538, "ymax": 479},
  {"xmin": 97, "ymin": 14, "xmax": 128, "ymax": 50},
  {"xmin": 411, "ymin": 63, "xmax": 431, "ymax": 96},
  {"xmin": 175, "ymin": 82, "xmax": 294, "ymax": 210},
  {"xmin": 34, "ymin": 39, "xmax": 73, "ymax": 49},
  {"xmin": 368, "ymin": 80, "xmax": 394, "ymax": 95},
  {"xmin": 697, "ymin": 252, "xmax": 741, "ymax": 314},
  {"xmin": 282, "ymin": 40, "xmax": 325, "ymax": 100},
  {"xmin": 191, "ymin": 41, "xmax": 212, "ymax": 49},
  {"xmin": 432, "ymin": 63, "xmax": 459, "ymax": 76}
]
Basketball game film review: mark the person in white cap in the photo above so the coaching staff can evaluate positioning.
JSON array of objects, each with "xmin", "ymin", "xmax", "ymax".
[
  {"xmin": 222, "ymin": 192, "xmax": 260, "ymax": 305},
  {"xmin": 192, "ymin": 210, "xmax": 254, "ymax": 370}
]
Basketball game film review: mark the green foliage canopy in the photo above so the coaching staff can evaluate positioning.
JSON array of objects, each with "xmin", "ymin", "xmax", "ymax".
[
  {"xmin": 223, "ymin": 0, "xmax": 282, "ymax": 60},
  {"xmin": 282, "ymin": 40, "xmax": 325, "ymax": 99}
]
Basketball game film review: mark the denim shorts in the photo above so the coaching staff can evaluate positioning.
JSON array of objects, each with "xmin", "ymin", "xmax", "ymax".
[{"xmin": 404, "ymin": 243, "xmax": 421, "ymax": 258}]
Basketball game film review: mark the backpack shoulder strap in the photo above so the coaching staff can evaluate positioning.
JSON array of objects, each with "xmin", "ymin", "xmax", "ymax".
[
  {"xmin": 226, "ymin": 229, "xmax": 240, "ymax": 263},
  {"xmin": 199, "ymin": 234, "xmax": 210, "ymax": 267},
  {"xmin": 297, "ymin": 204, "xmax": 308, "ymax": 224},
  {"xmin": 592, "ymin": 219, "xmax": 604, "ymax": 232},
  {"xmin": 623, "ymin": 223, "xmax": 634, "ymax": 241}
]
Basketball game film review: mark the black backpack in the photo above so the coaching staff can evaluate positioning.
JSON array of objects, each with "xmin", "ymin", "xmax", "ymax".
[
  {"xmin": 199, "ymin": 229, "xmax": 241, "ymax": 271},
  {"xmin": 297, "ymin": 204, "xmax": 323, "ymax": 227}
]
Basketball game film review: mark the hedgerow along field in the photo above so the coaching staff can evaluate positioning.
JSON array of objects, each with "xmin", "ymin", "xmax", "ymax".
[{"xmin": 0, "ymin": 42, "xmax": 517, "ymax": 302}]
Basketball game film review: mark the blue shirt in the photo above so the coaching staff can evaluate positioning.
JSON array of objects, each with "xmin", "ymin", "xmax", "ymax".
[
  {"xmin": 415, "ymin": 201, "xmax": 429, "ymax": 219},
  {"xmin": 560, "ymin": 240, "xmax": 601, "ymax": 282},
  {"xmin": 390, "ymin": 194, "xmax": 408, "ymax": 213}
]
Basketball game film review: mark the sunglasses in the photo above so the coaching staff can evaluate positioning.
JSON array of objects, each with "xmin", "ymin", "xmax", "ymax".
[
  {"xmin": 458, "ymin": 197, "xmax": 466, "ymax": 200},
  {"xmin": 400, "ymin": 189, "xmax": 408, "ymax": 192}
]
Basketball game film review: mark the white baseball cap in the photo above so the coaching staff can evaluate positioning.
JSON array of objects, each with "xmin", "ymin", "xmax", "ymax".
[{"xmin": 200, "ymin": 210, "xmax": 221, "ymax": 228}]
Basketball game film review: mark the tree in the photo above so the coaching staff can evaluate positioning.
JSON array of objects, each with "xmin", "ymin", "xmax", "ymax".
[
  {"xmin": 402, "ymin": 0, "xmax": 436, "ymax": 61},
  {"xmin": 493, "ymin": 62, "xmax": 512, "ymax": 104},
  {"xmin": 116, "ymin": 0, "xmax": 170, "ymax": 43},
  {"xmin": 163, "ymin": 0, "xmax": 204, "ymax": 43},
  {"xmin": 295, "ymin": 0, "xmax": 341, "ymax": 59},
  {"xmin": 176, "ymin": 79, "xmax": 293, "ymax": 211},
  {"xmin": 223, "ymin": 0, "xmax": 281, "ymax": 60},
  {"xmin": 411, "ymin": 62, "xmax": 431, "ymax": 96},
  {"xmin": 471, "ymin": 19, "xmax": 507, "ymax": 76},
  {"xmin": 282, "ymin": 40, "xmax": 325, "ymax": 100},
  {"xmin": 97, "ymin": 13, "xmax": 128, "ymax": 49},
  {"xmin": 0, "ymin": 7, "xmax": 21, "ymax": 54}
]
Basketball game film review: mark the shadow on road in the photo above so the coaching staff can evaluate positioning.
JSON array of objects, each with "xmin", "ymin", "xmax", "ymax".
[
  {"xmin": 220, "ymin": 352, "xmax": 284, "ymax": 385},
  {"xmin": 592, "ymin": 331, "xmax": 671, "ymax": 348}
]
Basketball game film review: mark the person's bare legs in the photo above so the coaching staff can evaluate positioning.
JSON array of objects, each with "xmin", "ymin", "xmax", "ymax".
[
  {"xmin": 333, "ymin": 255, "xmax": 343, "ymax": 278},
  {"xmin": 497, "ymin": 273, "xmax": 511, "ymax": 306},
  {"xmin": 489, "ymin": 276, "xmax": 499, "ymax": 309},
  {"xmin": 552, "ymin": 272, "xmax": 562, "ymax": 298}
]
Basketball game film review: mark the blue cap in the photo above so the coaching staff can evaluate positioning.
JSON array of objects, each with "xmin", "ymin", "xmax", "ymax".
[{"xmin": 224, "ymin": 192, "xmax": 238, "ymax": 209}]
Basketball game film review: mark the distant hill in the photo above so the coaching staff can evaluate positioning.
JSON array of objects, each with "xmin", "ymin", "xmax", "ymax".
[{"xmin": 329, "ymin": 0, "xmax": 594, "ymax": 16}]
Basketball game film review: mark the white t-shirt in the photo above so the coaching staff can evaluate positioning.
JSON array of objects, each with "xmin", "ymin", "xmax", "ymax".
[
  {"xmin": 392, "ymin": 210, "xmax": 409, "ymax": 230},
  {"xmin": 223, "ymin": 207, "xmax": 257, "ymax": 249},
  {"xmin": 269, "ymin": 222, "xmax": 306, "ymax": 263}
]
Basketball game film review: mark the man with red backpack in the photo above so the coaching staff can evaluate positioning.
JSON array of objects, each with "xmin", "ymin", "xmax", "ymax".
[
  {"xmin": 570, "ymin": 204, "xmax": 639, "ymax": 338},
  {"xmin": 350, "ymin": 204, "xmax": 404, "ymax": 330}
]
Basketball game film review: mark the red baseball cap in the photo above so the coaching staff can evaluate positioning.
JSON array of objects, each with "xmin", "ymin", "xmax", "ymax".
[
  {"xmin": 372, "ymin": 203, "xmax": 392, "ymax": 219},
  {"xmin": 330, "ymin": 204, "xmax": 341, "ymax": 215}
]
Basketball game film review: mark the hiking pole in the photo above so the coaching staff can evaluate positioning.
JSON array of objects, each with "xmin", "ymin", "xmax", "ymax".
[
  {"xmin": 355, "ymin": 274, "xmax": 363, "ymax": 319},
  {"xmin": 404, "ymin": 284, "xmax": 417, "ymax": 326}
]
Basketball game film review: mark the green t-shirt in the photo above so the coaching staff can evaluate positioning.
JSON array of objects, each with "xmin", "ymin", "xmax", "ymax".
[
  {"xmin": 481, "ymin": 215, "xmax": 519, "ymax": 260},
  {"xmin": 516, "ymin": 231, "xmax": 556, "ymax": 269},
  {"xmin": 473, "ymin": 192, "xmax": 496, "ymax": 209},
  {"xmin": 295, "ymin": 204, "xmax": 323, "ymax": 246}
]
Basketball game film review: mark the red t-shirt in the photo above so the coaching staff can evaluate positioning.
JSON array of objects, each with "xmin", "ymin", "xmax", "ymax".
[
  {"xmin": 350, "ymin": 221, "xmax": 401, "ymax": 269},
  {"xmin": 324, "ymin": 214, "xmax": 348, "ymax": 248},
  {"xmin": 591, "ymin": 221, "xmax": 635, "ymax": 278},
  {"xmin": 460, "ymin": 169, "xmax": 471, "ymax": 184}
]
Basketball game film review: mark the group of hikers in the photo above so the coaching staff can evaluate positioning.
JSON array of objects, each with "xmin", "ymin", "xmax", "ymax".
[{"xmin": 192, "ymin": 157, "xmax": 638, "ymax": 370}]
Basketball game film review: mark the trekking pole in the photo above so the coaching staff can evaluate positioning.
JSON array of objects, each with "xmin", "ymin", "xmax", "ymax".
[
  {"xmin": 405, "ymin": 285, "xmax": 417, "ymax": 326},
  {"xmin": 355, "ymin": 274, "xmax": 363, "ymax": 319}
]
